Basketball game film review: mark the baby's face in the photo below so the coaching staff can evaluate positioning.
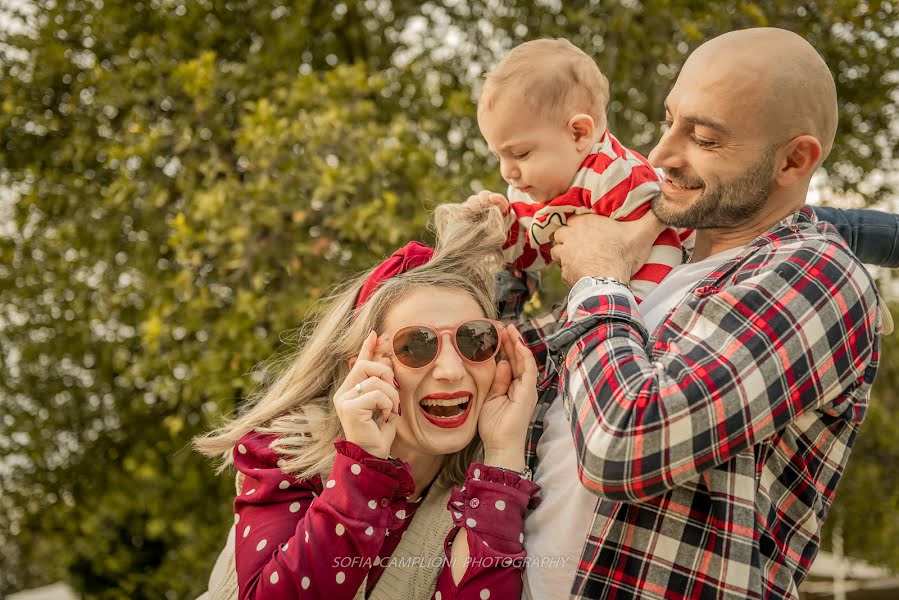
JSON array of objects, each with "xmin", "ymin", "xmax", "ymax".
[{"xmin": 478, "ymin": 94, "xmax": 586, "ymax": 203}]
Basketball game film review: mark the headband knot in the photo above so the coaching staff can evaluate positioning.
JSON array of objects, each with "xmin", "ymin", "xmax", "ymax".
[{"xmin": 354, "ymin": 241, "xmax": 434, "ymax": 310}]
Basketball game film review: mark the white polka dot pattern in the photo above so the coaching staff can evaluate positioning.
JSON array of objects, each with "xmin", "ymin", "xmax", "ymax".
[{"xmin": 229, "ymin": 436, "xmax": 535, "ymax": 599}]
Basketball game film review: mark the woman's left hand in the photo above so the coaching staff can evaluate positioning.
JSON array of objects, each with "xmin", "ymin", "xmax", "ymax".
[{"xmin": 477, "ymin": 324, "xmax": 538, "ymax": 471}]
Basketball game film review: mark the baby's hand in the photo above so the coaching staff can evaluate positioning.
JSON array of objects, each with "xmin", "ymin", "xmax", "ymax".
[{"xmin": 464, "ymin": 190, "xmax": 510, "ymax": 216}]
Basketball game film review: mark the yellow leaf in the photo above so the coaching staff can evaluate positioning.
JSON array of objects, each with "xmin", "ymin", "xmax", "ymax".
[{"xmin": 163, "ymin": 415, "xmax": 184, "ymax": 437}]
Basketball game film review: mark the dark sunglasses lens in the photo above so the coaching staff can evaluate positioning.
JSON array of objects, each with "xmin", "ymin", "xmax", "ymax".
[
  {"xmin": 456, "ymin": 320, "xmax": 500, "ymax": 362},
  {"xmin": 392, "ymin": 326, "xmax": 438, "ymax": 368}
]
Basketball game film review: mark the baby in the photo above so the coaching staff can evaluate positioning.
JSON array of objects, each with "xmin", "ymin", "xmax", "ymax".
[{"xmin": 476, "ymin": 38, "xmax": 683, "ymax": 301}]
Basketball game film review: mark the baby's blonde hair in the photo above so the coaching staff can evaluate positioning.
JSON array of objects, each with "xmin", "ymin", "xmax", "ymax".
[{"xmin": 479, "ymin": 38, "xmax": 610, "ymax": 129}]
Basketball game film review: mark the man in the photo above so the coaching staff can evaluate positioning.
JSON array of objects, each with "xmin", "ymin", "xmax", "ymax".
[{"xmin": 513, "ymin": 28, "xmax": 883, "ymax": 599}]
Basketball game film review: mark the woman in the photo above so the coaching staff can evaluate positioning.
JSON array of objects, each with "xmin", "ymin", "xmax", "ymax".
[{"xmin": 195, "ymin": 204, "xmax": 540, "ymax": 599}]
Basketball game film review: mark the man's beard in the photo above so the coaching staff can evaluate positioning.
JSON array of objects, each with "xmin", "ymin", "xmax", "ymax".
[{"xmin": 652, "ymin": 148, "xmax": 777, "ymax": 229}]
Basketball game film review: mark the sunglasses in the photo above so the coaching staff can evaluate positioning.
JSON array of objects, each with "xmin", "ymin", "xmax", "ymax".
[{"xmin": 379, "ymin": 319, "xmax": 504, "ymax": 369}]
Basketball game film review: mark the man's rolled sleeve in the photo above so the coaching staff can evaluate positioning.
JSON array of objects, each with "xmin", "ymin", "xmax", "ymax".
[{"xmin": 555, "ymin": 242, "xmax": 880, "ymax": 503}]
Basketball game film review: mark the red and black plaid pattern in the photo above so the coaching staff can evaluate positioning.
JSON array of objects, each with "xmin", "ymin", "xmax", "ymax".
[{"xmin": 511, "ymin": 208, "xmax": 882, "ymax": 599}]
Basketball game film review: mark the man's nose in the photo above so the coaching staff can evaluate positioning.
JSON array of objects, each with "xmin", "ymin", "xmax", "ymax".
[{"xmin": 648, "ymin": 128, "xmax": 683, "ymax": 169}]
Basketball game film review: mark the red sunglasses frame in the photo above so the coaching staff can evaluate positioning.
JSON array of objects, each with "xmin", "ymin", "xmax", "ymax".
[{"xmin": 377, "ymin": 319, "xmax": 505, "ymax": 369}]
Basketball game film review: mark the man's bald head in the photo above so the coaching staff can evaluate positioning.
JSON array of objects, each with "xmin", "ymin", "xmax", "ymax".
[{"xmin": 682, "ymin": 28, "xmax": 838, "ymax": 164}]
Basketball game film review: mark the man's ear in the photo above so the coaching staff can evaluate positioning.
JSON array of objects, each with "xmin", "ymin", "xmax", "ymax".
[
  {"xmin": 774, "ymin": 135, "xmax": 822, "ymax": 187},
  {"xmin": 567, "ymin": 113, "xmax": 595, "ymax": 151}
]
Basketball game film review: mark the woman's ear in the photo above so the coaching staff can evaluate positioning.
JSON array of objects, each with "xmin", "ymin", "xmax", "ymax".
[{"xmin": 348, "ymin": 356, "xmax": 358, "ymax": 369}]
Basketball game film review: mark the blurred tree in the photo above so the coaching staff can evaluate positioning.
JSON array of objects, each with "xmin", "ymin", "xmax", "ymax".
[{"xmin": 0, "ymin": 0, "xmax": 896, "ymax": 598}]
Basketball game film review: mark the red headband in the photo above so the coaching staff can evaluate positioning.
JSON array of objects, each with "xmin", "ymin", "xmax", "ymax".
[{"xmin": 354, "ymin": 241, "xmax": 435, "ymax": 310}]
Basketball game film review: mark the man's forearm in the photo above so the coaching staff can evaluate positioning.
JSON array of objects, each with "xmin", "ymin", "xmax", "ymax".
[{"xmin": 553, "ymin": 247, "xmax": 879, "ymax": 502}]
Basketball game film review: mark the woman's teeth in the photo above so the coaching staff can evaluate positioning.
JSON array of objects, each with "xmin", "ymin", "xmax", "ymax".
[{"xmin": 420, "ymin": 396, "xmax": 470, "ymax": 418}]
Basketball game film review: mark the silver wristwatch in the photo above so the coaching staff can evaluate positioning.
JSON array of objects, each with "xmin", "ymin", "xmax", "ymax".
[{"xmin": 570, "ymin": 275, "xmax": 631, "ymax": 298}]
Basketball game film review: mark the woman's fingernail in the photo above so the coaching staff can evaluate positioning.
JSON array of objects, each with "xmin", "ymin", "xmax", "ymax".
[{"xmin": 393, "ymin": 377, "xmax": 400, "ymax": 390}]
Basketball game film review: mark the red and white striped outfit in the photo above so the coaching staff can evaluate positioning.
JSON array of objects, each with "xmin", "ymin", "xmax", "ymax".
[{"xmin": 503, "ymin": 129, "xmax": 683, "ymax": 302}]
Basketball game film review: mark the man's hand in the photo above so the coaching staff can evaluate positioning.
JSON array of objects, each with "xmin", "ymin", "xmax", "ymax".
[{"xmin": 551, "ymin": 212, "xmax": 667, "ymax": 286}]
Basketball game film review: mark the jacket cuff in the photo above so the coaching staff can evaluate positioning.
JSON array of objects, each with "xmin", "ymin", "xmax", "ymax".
[
  {"xmin": 447, "ymin": 463, "xmax": 541, "ymax": 544},
  {"xmin": 547, "ymin": 290, "xmax": 646, "ymax": 369},
  {"xmin": 333, "ymin": 439, "xmax": 416, "ymax": 500}
]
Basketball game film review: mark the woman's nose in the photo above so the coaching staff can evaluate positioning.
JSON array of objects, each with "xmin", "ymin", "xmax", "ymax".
[{"xmin": 430, "ymin": 333, "xmax": 465, "ymax": 380}]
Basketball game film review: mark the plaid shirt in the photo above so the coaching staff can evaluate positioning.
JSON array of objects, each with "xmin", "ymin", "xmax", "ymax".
[{"xmin": 501, "ymin": 207, "xmax": 882, "ymax": 599}]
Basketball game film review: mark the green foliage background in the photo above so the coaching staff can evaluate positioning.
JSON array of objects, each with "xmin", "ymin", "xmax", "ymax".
[{"xmin": 0, "ymin": 1, "xmax": 896, "ymax": 598}]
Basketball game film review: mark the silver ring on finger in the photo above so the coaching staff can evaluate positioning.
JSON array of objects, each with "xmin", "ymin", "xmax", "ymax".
[{"xmin": 354, "ymin": 383, "xmax": 364, "ymax": 396}]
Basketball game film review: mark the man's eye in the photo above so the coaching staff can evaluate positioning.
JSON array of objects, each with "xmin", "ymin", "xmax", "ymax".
[
  {"xmin": 659, "ymin": 120, "xmax": 672, "ymax": 130},
  {"xmin": 692, "ymin": 137, "xmax": 716, "ymax": 148}
]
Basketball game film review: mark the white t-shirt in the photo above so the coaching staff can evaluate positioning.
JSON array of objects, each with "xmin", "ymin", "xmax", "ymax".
[{"xmin": 522, "ymin": 247, "xmax": 744, "ymax": 599}]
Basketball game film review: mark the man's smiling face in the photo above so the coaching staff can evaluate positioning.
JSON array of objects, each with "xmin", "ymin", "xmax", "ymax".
[{"xmin": 647, "ymin": 50, "xmax": 781, "ymax": 230}]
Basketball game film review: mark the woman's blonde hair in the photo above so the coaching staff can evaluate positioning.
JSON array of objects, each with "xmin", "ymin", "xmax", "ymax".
[{"xmin": 194, "ymin": 204, "xmax": 507, "ymax": 488}]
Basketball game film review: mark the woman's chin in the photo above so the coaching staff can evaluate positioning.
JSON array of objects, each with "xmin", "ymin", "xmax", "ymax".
[{"xmin": 414, "ymin": 418, "xmax": 478, "ymax": 456}]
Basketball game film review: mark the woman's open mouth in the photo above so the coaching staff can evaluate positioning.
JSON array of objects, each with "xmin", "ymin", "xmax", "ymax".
[{"xmin": 418, "ymin": 393, "xmax": 473, "ymax": 428}]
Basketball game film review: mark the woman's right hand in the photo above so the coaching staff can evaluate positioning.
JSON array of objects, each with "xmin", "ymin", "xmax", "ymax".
[
  {"xmin": 477, "ymin": 324, "xmax": 538, "ymax": 471},
  {"xmin": 332, "ymin": 331, "xmax": 400, "ymax": 459}
]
